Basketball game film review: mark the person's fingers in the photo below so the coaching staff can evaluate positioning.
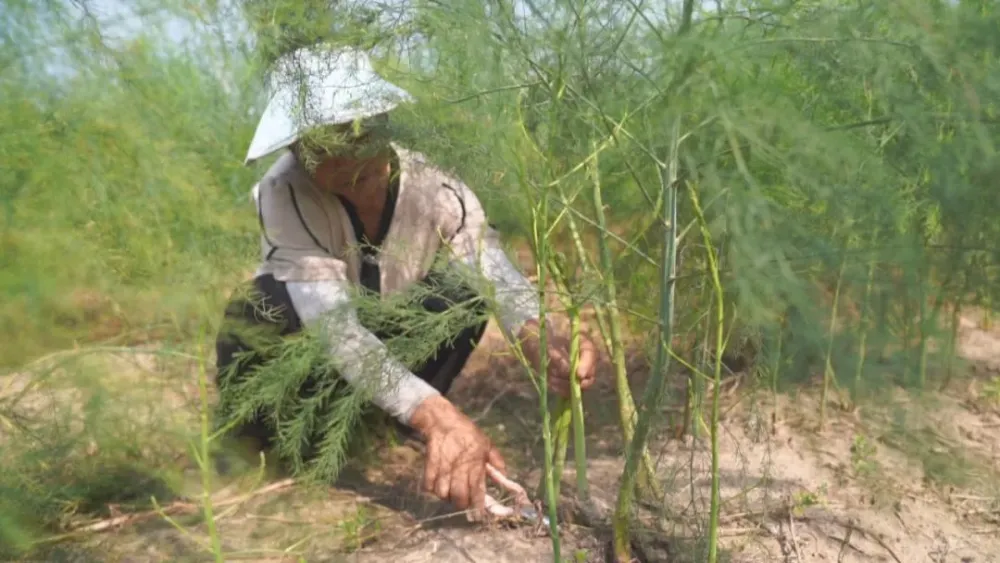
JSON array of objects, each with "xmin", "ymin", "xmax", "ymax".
[
  {"xmin": 467, "ymin": 455, "xmax": 487, "ymax": 516},
  {"xmin": 579, "ymin": 337, "xmax": 597, "ymax": 371},
  {"xmin": 435, "ymin": 470, "xmax": 452, "ymax": 505},
  {"xmin": 546, "ymin": 344, "xmax": 569, "ymax": 374},
  {"xmin": 423, "ymin": 443, "xmax": 440, "ymax": 495},
  {"xmin": 550, "ymin": 379, "xmax": 571, "ymax": 398},
  {"xmin": 551, "ymin": 375, "xmax": 571, "ymax": 394},
  {"xmin": 468, "ymin": 507, "xmax": 486, "ymax": 523},
  {"xmin": 554, "ymin": 343, "xmax": 573, "ymax": 374},
  {"xmin": 577, "ymin": 338, "xmax": 598, "ymax": 390},
  {"xmin": 487, "ymin": 446, "xmax": 507, "ymax": 475},
  {"xmin": 450, "ymin": 459, "xmax": 471, "ymax": 511},
  {"xmin": 549, "ymin": 370, "xmax": 571, "ymax": 391}
]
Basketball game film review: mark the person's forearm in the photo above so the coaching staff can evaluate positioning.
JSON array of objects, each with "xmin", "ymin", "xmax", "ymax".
[
  {"xmin": 452, "ymin": 237, "xmax": 541, "ymax": 338},
  {"xmin": 285, "ymin": 280, "xmax": 440, "ymax": 424}
]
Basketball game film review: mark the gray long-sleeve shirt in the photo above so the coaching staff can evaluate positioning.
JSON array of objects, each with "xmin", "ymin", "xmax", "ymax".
[{"xmin": 251, "ymin": 146, "xmax": 539, "ymax": 424}]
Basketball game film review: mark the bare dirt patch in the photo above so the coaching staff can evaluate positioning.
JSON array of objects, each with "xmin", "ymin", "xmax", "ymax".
[{"xmin": 5, "ymin": 313, "xmax": 1000, "ymax": 562}]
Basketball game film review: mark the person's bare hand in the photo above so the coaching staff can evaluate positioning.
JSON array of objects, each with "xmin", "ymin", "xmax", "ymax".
[
  {"xmin": 518, "ymin": 318, "xmax": 598, "ymax": 398},
  {"xmin": 409, "ymin": 395, "xmax": 506, "ymax": 519}
]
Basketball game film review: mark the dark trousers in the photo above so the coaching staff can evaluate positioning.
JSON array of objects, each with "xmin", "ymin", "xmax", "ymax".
[{"xmin": 214, "ymin": 273, "xmax": 489, "ymax": 455}]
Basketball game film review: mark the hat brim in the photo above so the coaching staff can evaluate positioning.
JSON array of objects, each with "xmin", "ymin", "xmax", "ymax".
[{"xmin": 244, "ymin": 48, "xmax": 413, "ymax": 166}]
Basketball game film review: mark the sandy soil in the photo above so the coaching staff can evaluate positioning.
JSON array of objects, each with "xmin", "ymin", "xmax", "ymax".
[{"xmin": 4, "ymin": 311, "xmax": 1000, "ymax": 563}]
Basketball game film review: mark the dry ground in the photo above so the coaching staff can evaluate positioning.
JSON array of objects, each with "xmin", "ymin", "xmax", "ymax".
[{"xmin": 3, "ymin": 310, "xmax": 1000, "ymax": 563}]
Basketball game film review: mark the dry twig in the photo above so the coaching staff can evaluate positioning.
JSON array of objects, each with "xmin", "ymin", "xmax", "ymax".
[
  {"xmin": 836, "ymin": 526, "xmax": 855, "ymax": 562},
  {"xmin": 68, "ymin": 478, "xmax": 297, "ymax": 534},
  {"xmin": 788, "ymin": 511, "xmax": 804, "ymax": 562},
  {"xmin": 867, "ymin": 532, "xmax": 904, "ymax": 563}
]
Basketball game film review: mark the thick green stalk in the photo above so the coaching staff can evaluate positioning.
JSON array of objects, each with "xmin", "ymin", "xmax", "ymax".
[
  {"xmin": 940, "ymin": 271, "xmax": 972, "ymax": 391},
  {"xmin": 196, "ymin": 330, "xmax": 224, "ymax": 562},
  {"xmin": 613, "ymin": 117, "xmax": 680, "ymax": 562},
  {"xmin": 587, "ymin": 154, "xmax": 664, "ymax": 509},
  {"xmin": 687, "ymin": 183, "xmax": 723, "ymax": 563},
  {"xmin": 508, "ymin": 61, "xmax": 572, "ymax": 558},
  {"xmin": 941, "ymin": 302, "xmax": 962, "ymax": 390},
  {"xmin": 568, "ymin": 316, "xmax": 589, "ymax": 506},
  {"xmin": 919, "ymin": 267, "xmax": 957, "ymax": 391},
  {"xmin": 551, "ymin": 183, "xmax": 610, "ymax": 508},
  {"xmin": 875, "ymin": 275, "xmax": 892, "ymax": 364},
  {"xmin": 901, "ymin": 269, "xmax": 914, "ymax": 385},
  {"xmin": 530, "ymin": 201, "xmax": 561, "ymax": 559},
  {"xmin": 854, "ymin": 251, "xmax": 877, "ymax": 400},
  {"xmin": 602, "ymin": 190, "xmax": 641, "ymax": 560},
  {"xmin": 551, "ymin": 311, "xmax": 584, "ymax": 504},
  {"xmin": 918, "ymin": 268, "xmax": 929, "ymax": 390},
  {"xmin": 820, "ymin": 256, "xmax": 847, "ymax": 428},
  {"xmin": 543, "ymin": 398, "xmax": 572, "ymax": 502},
  {"xmin": 534, "ymin": 229, "xmax": 562, "ymax": 562},
  {"xmin": 771, "ymin": 314, "xmax": 785, "ymax": 424},
  {"xmin": 693, "ymin": 285, "xmax": 712, "ymax": 438},
  {"xmin": 538, "ymin": 254, "xmax": 589, "ymax": 505}
]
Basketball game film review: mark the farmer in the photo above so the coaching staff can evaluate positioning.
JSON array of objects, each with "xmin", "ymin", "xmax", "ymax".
[{"xmin": 214, "ymin": 44, "xmax": 598, "ymax": 519}]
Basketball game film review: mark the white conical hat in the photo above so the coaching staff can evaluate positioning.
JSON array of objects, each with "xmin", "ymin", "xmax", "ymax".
[{"xmin": 244, "ymin": 45, "xmax": 414, "ymax": 165}]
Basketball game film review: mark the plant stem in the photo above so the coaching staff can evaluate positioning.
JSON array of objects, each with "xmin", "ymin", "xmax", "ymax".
[
  {"xmin": 542, "ymin": 254, "xmax": 590, "ymax": 505},
  {"xmin": 559, "ymin": 190, "xmax": 661, "ymax": 501},
  {"xmin": 543, "ymin": 398, "xmax": 571, "ymax": 502},
  {"xmin": 613, "ymin": 117, "xmax": 680, "ymax": 562},
  {"xmin": 820, "ymin": 255, "xmax": 847, "ymax": 428},
  {"xmin": 196, "ymin": 328, "xmax": 224, "ymax": 562},
  {"xmin": 588, "ymin": 150, "xmax": 664, "ymax": 509},
  {"xmin": 568, "ymin": 313, "xmax": 590, "ymax": 506},
  {"xmin": 531, "ymin": 200, "xmax": 562, "ymax": 559},
  {"xmin": 940, "ymin": 273, "xmax": 971, "ymax": 391},
  {"xmin": 693, "ymin": 286, "xmax": 712, "ymax": 439},
  {"xmin": 901, "ymin": 265, "xmax": 914, "ymax": 385},
  {"xmin": 942, "ymin": 302, "xmax": 961, "ymax": 388},
  {"xmin": 771, "ymin": 313, "xmax": 785, "ymax": 425},
  {"xmin": 918, "ymin": 265, "xmax": 929, "ymax": 390},
  {"xmin": 687, "ymin": 181, "xmax": 723, "ymax": 563},
  {"xmin": 854, "ymin": 248, "xmax": 877, "ymax": 397}
]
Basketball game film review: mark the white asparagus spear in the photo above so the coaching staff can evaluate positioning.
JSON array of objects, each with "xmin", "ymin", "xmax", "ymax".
[{"xmin": 482, "ymin": 463, "xmax": 550, "ymax": 527}]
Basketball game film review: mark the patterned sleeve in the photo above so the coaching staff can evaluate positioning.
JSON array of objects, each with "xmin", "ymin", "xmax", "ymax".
[
  {"xmin": 437, "ymin": 180, "xmax": 541, "ymax": 338},
  {"xmin": 285, "ymin": 280, "xmax": 441, "ymax": 424}
]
